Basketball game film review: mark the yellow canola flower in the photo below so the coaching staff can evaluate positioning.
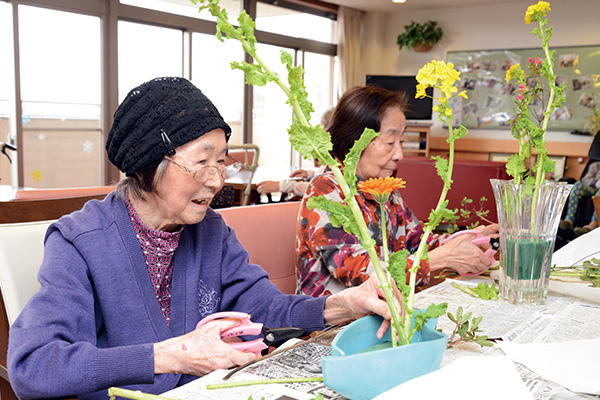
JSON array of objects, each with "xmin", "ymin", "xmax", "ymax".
[
  {"xmin": 458, "ymin": 91, "xmax": 468, "ymax": 99},
  {"xmin": 524, "ymin": 1, "xmax": 551, "ymax": 24},
  {"xmin": 505, "ymin": 63, "xmax": 522, "ymax": 83},
  {"xmin": 416, "ymin": 60, "xmax": 460, "ymax": 99}
]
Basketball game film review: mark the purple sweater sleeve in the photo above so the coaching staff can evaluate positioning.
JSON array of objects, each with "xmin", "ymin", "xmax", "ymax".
[{"xmin": 8, "ymin": 229, "xmax": 157, "ymax": 399}]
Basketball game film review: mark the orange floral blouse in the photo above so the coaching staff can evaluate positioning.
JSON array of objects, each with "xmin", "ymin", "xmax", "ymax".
[{"xmin": 295, "ymin": 171, "xmax": 445, "ymax": 297}]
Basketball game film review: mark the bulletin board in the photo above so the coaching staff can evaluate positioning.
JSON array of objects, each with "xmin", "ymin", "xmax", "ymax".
[{"xmin": 446, "ymin": 46, "xmax": 600, "ymax": 131}]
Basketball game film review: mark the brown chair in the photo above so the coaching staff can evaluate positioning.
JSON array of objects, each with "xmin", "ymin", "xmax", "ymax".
[{"xmin": 218, "ymin": 201, "xmax": 300, "ymax": 294}]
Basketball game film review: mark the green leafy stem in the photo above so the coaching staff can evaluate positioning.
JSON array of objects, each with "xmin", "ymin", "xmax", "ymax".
[
  {"xmin": 193, "ymin": 0, "xmax": 472, "ymax": 347},
  {"xmin": 446, "ymin": 307, "xmax": 494, "ymax": 348},
  {"xmin": 192, "ymin": 0, "xmax": 407, "ymax": 344}
]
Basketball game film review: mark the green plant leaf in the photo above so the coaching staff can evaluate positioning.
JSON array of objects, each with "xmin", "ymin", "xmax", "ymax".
[
  {"xmin": 343, "ymin": 128, "xmax": 379, "ymax": 197},
  {"xmin": 306, "ymin": 196, "xmax": 362, "ymax": 239}
]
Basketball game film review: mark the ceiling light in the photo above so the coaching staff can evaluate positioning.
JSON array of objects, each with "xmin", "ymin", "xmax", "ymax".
[{"xmin": 393, "ymin": 0, "xmax": 407, "ymax": 3}]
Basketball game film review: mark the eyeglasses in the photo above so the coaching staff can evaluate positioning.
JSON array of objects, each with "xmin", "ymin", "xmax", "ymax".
[{"xmin": 165, "ymin": 155, "xmax": 242, "ymax": 183}]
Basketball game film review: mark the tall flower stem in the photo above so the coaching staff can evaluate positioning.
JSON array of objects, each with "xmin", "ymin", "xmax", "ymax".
[
  {"xmin": 404, "ymin": 127, "xmax": 456, "ymax": 341},
  {"xmin": 378, "ymin": 201, "xmax": 399, "ymax": 346},
  {"xmin": 531, "ymin": 13, "xmax": 557, "ymax": 231},
  {"xmin": 328, "ymin": 167, "xmax": 407, "ymax": 344}
]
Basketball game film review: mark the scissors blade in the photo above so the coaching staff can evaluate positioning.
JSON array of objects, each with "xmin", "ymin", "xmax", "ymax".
[{"xmin": 262, "ymin": 327, "xmax": 307, "ymax": 346}]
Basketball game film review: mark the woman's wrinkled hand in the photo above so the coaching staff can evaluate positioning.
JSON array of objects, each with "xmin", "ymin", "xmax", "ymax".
[
  {"xmin": 153, "ymin": 318, "xmax": 256, "ymax": 376},
  {"xmin": 324, "ymin": 274, "xmax": 403, "ymax": 340}
]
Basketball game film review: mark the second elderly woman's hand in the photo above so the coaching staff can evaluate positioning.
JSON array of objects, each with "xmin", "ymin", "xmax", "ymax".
[
  {"xmin": 323, "ymin": 274, "xmax": 404, "ymax": 340},
  {"xmin": 153, "ymin": 318, "xmax": 256, "ymax": 376},
  {"xmin": 428, "ymin": 225, "xmax": 497, "ymax": 276}
]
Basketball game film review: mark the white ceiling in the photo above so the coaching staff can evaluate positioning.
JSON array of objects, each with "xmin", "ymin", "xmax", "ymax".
[{"xmin": 323, "ymin": 0, "xmax": 527, "ymax": 13}]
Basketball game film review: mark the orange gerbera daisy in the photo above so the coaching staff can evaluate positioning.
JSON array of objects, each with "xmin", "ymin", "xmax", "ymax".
[{"xmin": 357, "ymin": 176, "xmax": 406, "ymax": 203}]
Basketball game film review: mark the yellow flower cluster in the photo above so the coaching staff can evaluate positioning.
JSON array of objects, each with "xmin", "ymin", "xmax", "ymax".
[
  {"xmin": 505, "ymin": 63, "xmax": 523, "ymax": 83},
  {"xmin": 416, "ymin": 60, "xmax": 460, "ymax": 99},
  {"xmin": 524, "ymin": 1, "xmax": 551, "ymax": 24}
]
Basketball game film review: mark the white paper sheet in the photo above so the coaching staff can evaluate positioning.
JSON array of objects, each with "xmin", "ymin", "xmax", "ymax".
[
  {"xmin": 374, "ymin": 356, "xmax": 533, "ymax": 400},
  {"xmin": 498, "ymin": 339, "xmax": 600, "ymax": 395},
  {"xmin": 551, "ymin": 227, "xmax": 600, "ymax": 304}
]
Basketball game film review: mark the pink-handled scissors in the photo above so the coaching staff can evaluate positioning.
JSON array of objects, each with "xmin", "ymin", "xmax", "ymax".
[
  {"xmin": 445, "ymin": 229, "xmax": 499, "ymax": 277},
  {"xmin": 197, "ymin": 311, "xmax": 306, "ymax": 357}
]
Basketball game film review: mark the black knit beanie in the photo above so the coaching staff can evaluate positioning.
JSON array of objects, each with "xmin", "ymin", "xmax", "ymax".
[{"xmin": 106, "ymin": 77, "xmax": 231, "ymax": 177}]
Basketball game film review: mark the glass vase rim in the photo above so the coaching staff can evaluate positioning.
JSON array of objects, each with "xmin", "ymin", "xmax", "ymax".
[{"xmin": 490, "ymin": 178, "xmax": 573, "ymax": 189}]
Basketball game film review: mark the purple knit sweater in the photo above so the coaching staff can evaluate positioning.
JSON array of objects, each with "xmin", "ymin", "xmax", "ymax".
[{"xmin": 7, "ymin": 193, "xmax": 327, "ymax": 399}]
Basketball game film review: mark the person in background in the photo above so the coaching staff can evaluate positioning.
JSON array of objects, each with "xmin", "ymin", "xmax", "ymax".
[
  {"xmin": 560, "ymin": 161, "xmax": 600, "ymax": 236},
  {"xmin": 256, "ymin": 161, "xmax": 325, "ymax": 199},
  {"xmin": 7, "ymin": 78, "xmax": 402, "ymax": 399},
  {"xmin": 256, "ymin": 109, "xmax": 332, "ymax": 199},
  {"xmin": 296, "ymin": 86, "xmax": 498, "ymax": 297}
]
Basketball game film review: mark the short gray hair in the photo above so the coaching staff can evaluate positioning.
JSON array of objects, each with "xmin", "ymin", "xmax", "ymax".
[{"xmin": 115, "ymin": 158, "xmax": 169, "ymax": 201}]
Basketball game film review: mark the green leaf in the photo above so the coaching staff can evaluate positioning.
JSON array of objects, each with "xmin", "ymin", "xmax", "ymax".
[
  {"xmin": 281, "ymin": 51, "xmax": 313, "ymax": 123},
  {"xmin": 343, "ymin": 128, "xmax": 379, "ymax": 196},
  {"xmin": 306, "ymin": 196, "xmax": 362, "ymax": 239},
  {"xmin": 388, "ymin": 249, "xmax": 410, "ymax": 300},
  {"xmin": 288, "ymin": 119, "xmax": 337, "ymax": 166},
  {"xmin": 412, "ymin": 303, "xmax": 448, "ymax": 335},
  {"xmin": 505, "ymin": 154, "xmax": 527, "ymax": 179},
  {"xmin": 474, "ymin": 336, "xmax": 494, "ymax": 347},
  {"xmin": 432, "ymin": 156, "xmax": 450, "ymax": 187},
  {"xmin": 231, "ymin": 61, "xmax": 271, "ymax": 86}
]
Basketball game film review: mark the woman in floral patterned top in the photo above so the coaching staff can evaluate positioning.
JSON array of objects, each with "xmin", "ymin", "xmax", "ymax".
[{"xmin": 296, "ymin": 86, "xmax": 498, "ymax": 297}]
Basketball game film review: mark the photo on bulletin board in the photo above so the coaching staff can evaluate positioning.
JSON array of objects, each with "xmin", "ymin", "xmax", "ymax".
[{"xmin": 447, "ymin": 46, "xmax": 600, "ymax": 131}]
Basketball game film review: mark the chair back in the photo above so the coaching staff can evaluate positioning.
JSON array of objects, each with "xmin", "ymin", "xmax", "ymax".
[
  {"xmin": 218, "ymin": 201, "xmax": 300, "ymax": 294},
  {"xmin": 227, "ymin": 144, "xmax": 260, "ymax": 206},
  {"xmin": 0, "ymin": 220, "xmax": 52, "ymax": 327}
]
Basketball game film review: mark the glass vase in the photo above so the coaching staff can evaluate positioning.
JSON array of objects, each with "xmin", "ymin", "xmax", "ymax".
[{"xmin": 490, "ymin": 179, "xmax": 572, "ymax": 305}]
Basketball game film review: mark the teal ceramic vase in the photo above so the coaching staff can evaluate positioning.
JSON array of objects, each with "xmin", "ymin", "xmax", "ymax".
[{"xmin": 321, "ymin": 314, "xmax": 447, "ymax": 400}]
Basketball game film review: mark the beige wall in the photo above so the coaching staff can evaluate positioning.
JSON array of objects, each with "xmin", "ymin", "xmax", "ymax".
[{"xmin": 361, "ymin": 0, "xmax": 600, "ymax": 153}]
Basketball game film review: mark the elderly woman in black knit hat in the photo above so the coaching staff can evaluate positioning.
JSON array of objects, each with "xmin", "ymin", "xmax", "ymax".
[{"xmin": 7, "ymin": 77, "xmax": 401, "ymax": 399}]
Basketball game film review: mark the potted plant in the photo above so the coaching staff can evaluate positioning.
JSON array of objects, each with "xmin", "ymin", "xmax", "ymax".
[
  {"xmin": 492, "ymin": 1, "xmax": 572, "ymax": 305},
  {"xmin": 396, "ymin": 20, "xmax": 443, "ymax": 52}
]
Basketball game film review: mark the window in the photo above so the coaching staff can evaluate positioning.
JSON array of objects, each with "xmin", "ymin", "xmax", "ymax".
[
  {"xmin": 256, "ymin": 2, "xmax": 336, "ymax": 43},
  {"xmin": 119, "ymin": 0, "xmax": 241, "ymax": 23},
  {"xmin": 2, "ymin": 0, "xmax": 337, "ymax": 191},
  {"xmin": 297, "ymin": 51, "xmax": 337, "ymax": 169},
  {"xmin": 191, "ymin": 33, "xmax": 245, "ymax": 145},
  {"xmin": 252, "ymin": 43, "xmax": 296, "ymax": 167},
  {"xmin": 118, "ymin": 21, "xmax": 184, "ymax": 102},
  {"xmin": 18, "ymin": 5, "xmax": 102, "ymax": 188},
  {"xmin": 0, "ymin": 2, "xmax": 15, "ymax": 186}
]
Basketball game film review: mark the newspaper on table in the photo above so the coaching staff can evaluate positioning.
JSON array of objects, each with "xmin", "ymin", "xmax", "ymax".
[
  {"xmin": 162, "ymin": 340, "xmax": 343, "ymax": 400},
  {"xmin": 163, "ymin": 278, "xmax": 600, "ymax": 400},
  {"xmin": 415, "ymin": 278, "xmax": 600, "ymax": 400}
]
